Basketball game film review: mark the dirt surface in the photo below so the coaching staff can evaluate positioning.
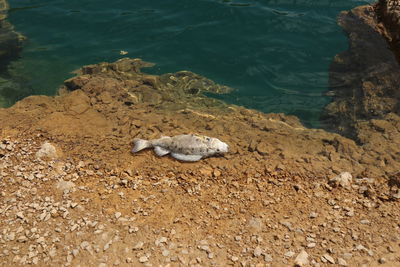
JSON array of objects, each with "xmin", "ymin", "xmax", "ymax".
[{"xmin": 1, "ymin": 3, "xmax": 400, "ymax": 267}]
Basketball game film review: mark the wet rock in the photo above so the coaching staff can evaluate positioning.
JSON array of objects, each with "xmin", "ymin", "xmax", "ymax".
[{"xmin": 158, "ymin": 70, "xmax": 233, "ymax": 95}]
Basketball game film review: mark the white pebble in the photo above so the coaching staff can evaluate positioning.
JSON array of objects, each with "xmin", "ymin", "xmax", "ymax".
[{"xmin": 138, "ymin": 256, "xmax": 148, "ymax": 263}]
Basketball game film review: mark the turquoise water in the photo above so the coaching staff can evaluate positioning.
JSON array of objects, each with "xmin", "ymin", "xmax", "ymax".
[{"xmin": 6, "ymin": 0, "xmax": 371, "ymax": 126}]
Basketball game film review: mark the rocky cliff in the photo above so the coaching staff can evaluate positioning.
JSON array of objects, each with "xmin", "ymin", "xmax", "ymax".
[
  {"xmin": 324, "ymin": 2, "xmax": 400, "ymax": 155},
  {"xmin": 375, "ymin": 0, "xmax": 400, "ymax": 62}
]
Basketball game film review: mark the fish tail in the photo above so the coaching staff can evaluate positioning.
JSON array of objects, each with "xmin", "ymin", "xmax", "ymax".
[{"xmin": 132, "ymin": 139, "xmax": 152, "ymax": 153}]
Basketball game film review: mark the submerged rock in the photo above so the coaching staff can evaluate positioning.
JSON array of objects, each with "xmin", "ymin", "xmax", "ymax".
[
  {"xmin": 324, "ymin": 3, "xmax": 400, "ymax": 141},
  {"xmin": 0, "ymin": 0, "xmax": 24, "ymax": 65}
]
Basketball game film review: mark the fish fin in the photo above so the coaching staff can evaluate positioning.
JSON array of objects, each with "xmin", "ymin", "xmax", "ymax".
[
  {"xmin": 132, "ymin": 139, "xmax": 151, "ymax": 153},
  {"xmin": 154, "ymin": 146, "xmax": 170, "ymax": 156},
  {"xmin": 170, "ymin": 153, "xmax": 203, "ymax": 162}
]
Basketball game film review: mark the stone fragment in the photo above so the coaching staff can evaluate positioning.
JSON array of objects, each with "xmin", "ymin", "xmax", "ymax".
[
  {"xmin": 213, "ymin": 169, "xmax": 221, "ymax": 177},
  {"xmin": 155, "ymin": 236, "xmax": 167, "ymax": 246},
  {"xmin": 35, "ymin": 142, "xmax": 59, "ymax": 160},
  {"xmin": 322, "ymin": 254, "xmax": 335, "ymax": 264},
  {"xmin": 329, "ymin": 172, "xmax": 352, "ymax": 188},
  {"xmin": 103, "ymin": 241, "xmax": 112, "ymax": 251},
  {"xmin": 264, "ymin": 254, "xmax": 273, "ymax": 262},
  {"xmin": 378, "ymin": 257, "xmax": 387, "ymax": 264},
  {"xmin": 284, "ymin": 251, "xmax": 295, "ymax": 258},
  {"xmin": 133, "ymin": 241, "xmax": 144, "ymax": 250},
  {"xmin": 307, "ymin": 242, "xmax": 316, "ymax": 248},
  {"xmin": 256, "ymin": 142, "xmax": 269, "ymax": 155},
  {"xmin": 138, "ymin": 256, "xmax": 148, "ymax": 263},
  {"xmin": 230, "ymin": 256, "xmax": 239, "ymax": 262},
  {"xmin": 80, "ymin": 241, "xmax": 90, "ymax": 250},
  {"xmin": 294, "ymin": 250, "xmax": 309, "ymax": 266},
  {"xmin": 162, "ymin": 249, "xmax": 170, "ymax": 257},
  {"xmin": 338, "ymin": 257, "xmax": 348, "ymax": 266},
  {"xmin": 16, "ymin": 211, "xmax": 24, "ymax": 220},
  {"xmin": 128, "ymin": 226, "xmax": 139, "ymax": 233},
  {"xmin": 253, "ymin": 247, "xmax": 262, "ymax": 257},
  {"xmin": 72, "ymin": 249, "xmax": 79, "ymax": 257},
  {"xmin": 199, "ymin": 167, "xmax": 213, "ymax": 176}
]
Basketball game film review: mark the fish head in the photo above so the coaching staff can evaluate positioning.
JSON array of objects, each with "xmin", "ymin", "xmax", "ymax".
[{"xmin": 208, "ymin": 137, "xmax": 229, "ymax": 154}]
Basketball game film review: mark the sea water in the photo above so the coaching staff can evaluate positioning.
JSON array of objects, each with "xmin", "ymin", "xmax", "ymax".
[{"xmin": 5, "ymin": 0, "xmax": 372, "ymax": 127}]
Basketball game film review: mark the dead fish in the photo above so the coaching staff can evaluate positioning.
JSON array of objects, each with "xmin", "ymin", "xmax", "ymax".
[{"xmin": 132, "ymin": 134, "xmax": 229, "ymax": 162}]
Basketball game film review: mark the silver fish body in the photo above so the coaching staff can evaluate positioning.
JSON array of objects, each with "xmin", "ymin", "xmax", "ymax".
[{"xmin": 132, "ymin": 134, "xmax": 228, "ymax": 162}]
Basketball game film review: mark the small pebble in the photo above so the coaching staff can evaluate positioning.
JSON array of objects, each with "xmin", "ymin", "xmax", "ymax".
[
  {"xmin": 307, "ymin": 242, "xmax": 316, "ymax": 248},
  {"xmin": 294, "ymin": 250, "xmax": 309, "ymax": 266},
  {"xmin": 322, "ymin": 254, "xmax": 335, "ymax": 264},
  {"xmin": 338, "ymin": 257, "xmax": 348, "ymax": 266},
  {"xmin": 285, "ymin": 251, "xmax": 295, "ymax": 258},
  {"xmin": 138, "ymin": 256, "xmax": 148, "ymax": 263},
  {"xmin": 378, "ymin": 257, "xmax": 387, "ymax": 264},
  {"xmin": 253, "ymin": 247, "xmax": 262, "ymax": 257}
]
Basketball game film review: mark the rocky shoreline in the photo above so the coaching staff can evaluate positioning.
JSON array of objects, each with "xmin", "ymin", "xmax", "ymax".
[
  {"xmin": 0, "ymin": 0, "xmax": 23, "ymax": 66},
  {"xmin": 0, "ymin": 0, "xmax": 25, "ymax": 107},
  {"xmin": 1, "ymin": 1, "xmax": 400, "ymax": 266},
  {"xmin": 375, "ymin": 0, "xmax": 400, "ymax": 63}
]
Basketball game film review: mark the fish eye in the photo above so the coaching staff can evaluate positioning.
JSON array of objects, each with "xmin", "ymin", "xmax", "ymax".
[{"xmin": 217, "ymin": 149, "xmax": 220, "ymax": 152}]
